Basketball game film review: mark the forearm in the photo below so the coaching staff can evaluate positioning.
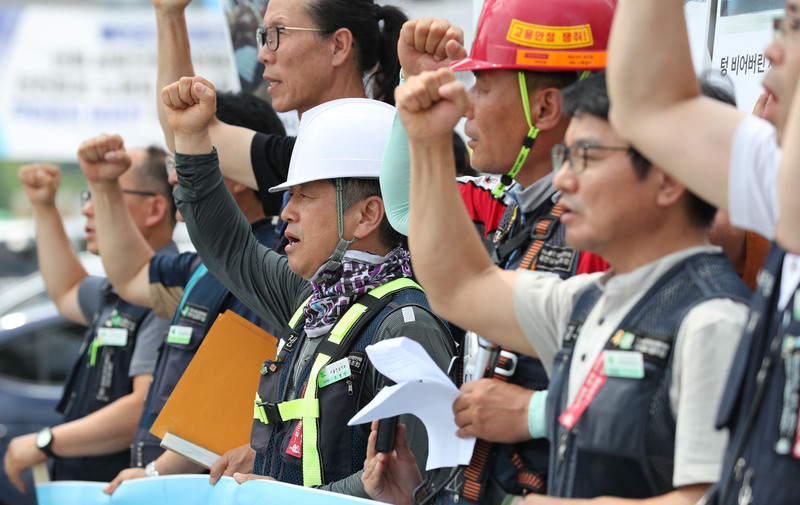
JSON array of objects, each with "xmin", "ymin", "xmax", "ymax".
[
  {"xmin": 407, "ymin": 137, "xmax": 523, "ymax": 348},
  {"xmin": 155, "ymin": 6, "xmax": 194, "ymax": 151},
  {"xmin": 51, "ymin": 374, "xmax": 151, "ymax": 457},
  {"xmin": 607, "ymin": 0, "xmax": 697, "ymax": 125},
  {"xmin": 777, "ymin": 79, "xmax": 800, "ymax": 252},
  {"xmin": 31, "ymin": 204, "xmax": 87, "ymax": 323},
  {"xmin": 174, "ymin": 150, "xmax": 303, "ymax": 328},
  {"xmin": 153, "ymin": 449, "xmax": 205, "ymax": 475},
  {"xmin": 380, "ymin": 113, "xmax": 412, "ymax": 235},
  {"xmin": 87, "ymin": 179, "xmax": 155, "ymax": 307}
]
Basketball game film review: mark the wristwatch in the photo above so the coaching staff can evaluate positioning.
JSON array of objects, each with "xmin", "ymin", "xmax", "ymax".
[
  {"xmin": 145, "ymin": 460, "xmax": 159, "ymax": 478},
  {"xmin": 35, "ymin": 427, "xmax": 56, "ymax": 458}
]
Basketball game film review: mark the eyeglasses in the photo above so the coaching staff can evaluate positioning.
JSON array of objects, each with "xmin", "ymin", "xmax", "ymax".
[
  {"xmin": 551, "ymin": 142, "xmax": 633, "ymax": 175},
  {"xmin": 773, "ymin": 15, "xmax": 800, "ymax": 44},
  {"xmin": 256, "ymin": 25, "xmax": 323, "ymax": 52},
  {"xmin": 80, "ymin": 189, "xmax": 157, "ymax": 206}
]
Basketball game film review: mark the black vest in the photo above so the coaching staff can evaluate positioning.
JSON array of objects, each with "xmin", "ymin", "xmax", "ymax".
[
  {"xmin": 706, "ymin": 244, "xmax": 800, "ymax": 504},
  {"xmin": 53, "ymin": 287, "xmax": 151, "ymax": 482},
  {"xmin": 547, "ymin": 252, "xmax": 750, "ymax": 498},
  {"xmin": 251, "ymin": 286, "xmax": 433, "ymax": 486}
]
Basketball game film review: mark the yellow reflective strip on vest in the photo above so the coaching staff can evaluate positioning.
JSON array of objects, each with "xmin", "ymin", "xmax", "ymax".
[
  {"xmin": 277, "ymin": 398, "xmax": 319, "ymax": 420},
  {"xmin": 254, "ymin": 392, "xmax": 268, "ymax": 424},
  {"xmin": 301, "ymin": 352, "xmax": 330, "ymax": 486},
  {"xmin": 288, "ymin": 295, "xmax": 313, "ymax": 328},
  {"xmin": 328, "ymin": 304, "xmax": 368, "ymax": 344}
]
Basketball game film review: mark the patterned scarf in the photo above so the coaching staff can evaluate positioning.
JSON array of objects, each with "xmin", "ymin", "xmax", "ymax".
[{"xmin": 303, "ymin": 246, "xmax": 413, "ymax": 338}]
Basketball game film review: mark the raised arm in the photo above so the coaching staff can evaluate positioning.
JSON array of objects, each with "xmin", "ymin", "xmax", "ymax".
[
  {"xmin": 398, "ymin": 68, "xmax": 534, "ymax": 356},
  {"xmin": 381, "ymin": 18, "xmax": 467, "ymax": 234},
  {"xmin": 165, "ymin": 76, "xmax": 303, "ymax": 327},
  {"xmin": 606, "ymin": 0, "xmax": 744, "ymax": 209},
  {"xmin": 17, "ymin": 164, "xmax": 88, "ymax": 324},
  {"xmin": 153, "ymin": 0, "xmax": 258, "ymax": 187},
  {"xmin": 78, "ymin": 136, "xmax": 155, "ymax": 308}
]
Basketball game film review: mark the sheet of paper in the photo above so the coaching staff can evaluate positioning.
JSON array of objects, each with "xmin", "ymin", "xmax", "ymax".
[
  {"xmin": 349, "ymin": 337, "xmax": 476, "ymax": 469},
  {"xmin": 365, "ymin": 336, "xmax": 452, "ymax": 385}
]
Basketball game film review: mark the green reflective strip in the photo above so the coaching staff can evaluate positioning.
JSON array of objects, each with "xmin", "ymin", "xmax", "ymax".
[
  {"xmin": 301, "ymin": 353, "xmax": 330, "ymax": 486},
  {"xmin": 277, "ymin": 398, "xmax": 319, "ymax": 421},
  {"xmin": 88, "ymin": 340, "xmax": 102, "ymax": 367},
  {"xmin": 370, "ymin": 277, "xmax": 421, "ymax": 297},
  {"xmin": 289, "ymin": 295, "xmax": 313, "ymax": 328},
  {"xmin": 329, "ymin": 304, "xmax": 368, "ymax": 343},
  {"xmin": 253, "ymin": 392, "xmax": 268, "ymax": 424}
]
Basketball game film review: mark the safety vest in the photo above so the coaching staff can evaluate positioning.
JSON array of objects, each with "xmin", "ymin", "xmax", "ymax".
[
  {"xmin": 251, "ymin": 278, "xmax": 426, "ymax": 487},
  {"xmin": 53, "ymin": 282, "xmax": 151, "ymax": 482},
  {"xmin": 705, "ymin": 244, "xmax": 800, "ymax": 504},
  {"xmin": 546, "ymin": 252, "xmax": 750, "ymax": 498}
]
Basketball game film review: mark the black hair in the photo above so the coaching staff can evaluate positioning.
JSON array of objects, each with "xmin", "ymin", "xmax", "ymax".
[
  {"xmin": 560, "ymin": 70, "xmax": 716, "ymax": 228},
  {"xmin": 131, "ymin": 146, "xmax": 176, "ymax": 226},
  {"xmin": 215, "ymin": 91, "xmax": 286, "ymax": 137},
  {"xmin": 333, "ymin": 177, "xmax": 406, "ymax": 250},
  {"xmin": 215, "ymin": 91, "xmax": 286, "ymax": 205},
  {"xmin": 305, "ymin": 0, "xmax": 407, "ymax": 105},
  {"xmin": 525, "ymin": 70, "xmax": 581, "ymax": 93}
]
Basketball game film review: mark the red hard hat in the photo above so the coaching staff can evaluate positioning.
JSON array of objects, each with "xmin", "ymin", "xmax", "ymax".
[{"xmin": 451, "ymin": 0, "xmax": 618, "ymax": 73}]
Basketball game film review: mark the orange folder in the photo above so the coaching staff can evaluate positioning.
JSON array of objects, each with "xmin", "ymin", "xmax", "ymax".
[{"xmin": 150, "ymin": 310, "xmax": 278, "ymax": 466}]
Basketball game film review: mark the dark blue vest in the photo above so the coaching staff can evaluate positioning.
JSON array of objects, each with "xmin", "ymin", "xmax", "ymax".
[
  {"xmin": 251, "ymin": 287, "xmax": 432, "ymax": 486},
  {"xmin": 705, "ymin": 244, "xmax": 800, "ymax": 504},
  {"xmin": 53, "ymin": 289, "xmax": 151, "ymax": 482},
  {"xmin": 131, "ymin": 220, "xmax": 273, "ymax": 467},
  {"xmin": 546, "ymin": 252, "xmax": 750, "ymax": 498}
]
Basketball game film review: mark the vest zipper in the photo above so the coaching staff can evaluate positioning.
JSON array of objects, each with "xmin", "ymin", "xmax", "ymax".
[{"xmin": 347, "ymin": 379, "xmax": 353, "ymax": 396}]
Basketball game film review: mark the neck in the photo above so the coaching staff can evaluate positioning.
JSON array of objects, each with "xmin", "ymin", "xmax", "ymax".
[
  {"xmin": 146, "ymin": 228, "xmax": 173, "ymax": 253},
  {"xmin": 605, "ymin": 223, "xmax": 709, "ymax": 274},
  {"xmin": 297, "ymin": 73, "xmax": 367, "ymax": 119}
]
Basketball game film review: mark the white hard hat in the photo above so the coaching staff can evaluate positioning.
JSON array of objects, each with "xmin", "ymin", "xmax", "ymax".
[{"xmin": 269, "ymin": 98, "xmax": 396, "ymax": 193}]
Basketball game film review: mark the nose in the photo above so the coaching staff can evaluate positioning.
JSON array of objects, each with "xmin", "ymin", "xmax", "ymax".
[
  {"xmin": 81, "ymin": 199, "xmax": 94, "ymax": 218},
  {"xmin": 258, "ymin": 43, "xmax": 274, "ymax": 66},
  {"xmin": 280, "ymin": 192, "xmax": 297, "ymax": 223},
  {"xmin": 764, "ymin": 37, "xmax": 782, "ymax": 67},
  {"xmin": 552, "ymin": 161, "xmax": 577, "ymax": 194},
  {"xmin": 465, "ymin": 89, "xmax": 477, "ymax": 120}
]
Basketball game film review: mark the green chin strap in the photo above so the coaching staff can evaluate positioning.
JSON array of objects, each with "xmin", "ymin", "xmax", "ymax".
[
  {"xmin": 490, "ymin": 70, "xmax": 592, "ymax": 198},
  {"xmin": 316, "ymin": 178, "xmax": 358, "ymax": 283},
  {"xmin": 492, "ymin": 71, "xmax": 540, "ymax": 198}
]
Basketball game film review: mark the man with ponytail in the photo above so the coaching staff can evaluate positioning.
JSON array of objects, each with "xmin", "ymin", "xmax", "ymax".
[{"xmin": 152, "ymin": 0, "xmax": 407, "ymax": 223}]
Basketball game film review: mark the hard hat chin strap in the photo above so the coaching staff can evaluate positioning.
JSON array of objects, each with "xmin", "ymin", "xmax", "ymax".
[
  {"xmin": 492, "ymin": 71, "xmax": 540, "ymax": 197},
  {"xmin": 316, "ymin": 178, "xmax": 359, "ymax": 284}
]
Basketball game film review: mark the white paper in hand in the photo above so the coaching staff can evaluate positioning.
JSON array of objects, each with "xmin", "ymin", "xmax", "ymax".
[{"xmin": 348, "ymin": 337, "xmax": 476, "ymax": 469}]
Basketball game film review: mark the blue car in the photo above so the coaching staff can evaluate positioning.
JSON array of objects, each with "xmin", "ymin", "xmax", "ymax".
[{"xmin": 0, "ymin": 302, "xmax": 85, "ymax": 505}]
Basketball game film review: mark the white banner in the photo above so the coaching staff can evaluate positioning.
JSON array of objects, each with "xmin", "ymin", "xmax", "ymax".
[
  {"xmin": 0, "ymin": 4, "xmax": 239, "ymax": 162},
  {"xmin": 711, "ymin": 1, "xmax": 781, "ymax": 111}
]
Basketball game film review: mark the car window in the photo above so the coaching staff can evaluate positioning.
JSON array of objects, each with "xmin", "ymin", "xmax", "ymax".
[{"xmin": 0, "ymin": 321, "xmax": 84, "ymax": 384}]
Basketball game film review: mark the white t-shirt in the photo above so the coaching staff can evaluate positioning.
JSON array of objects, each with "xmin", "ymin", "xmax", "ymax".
[
  {"xmin": 729, "ymin": 115, "xmax": 800, "ymax": 310},
  {"xmin": 513, "ymin": 246, "xmax": 748, "ymax": 487}
]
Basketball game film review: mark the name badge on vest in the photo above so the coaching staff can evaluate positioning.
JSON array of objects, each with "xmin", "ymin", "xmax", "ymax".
[
  {"xmin": 97, "ymin": 327, "xmax": 129, "ymax": 347},
  {"xmin": 167, "ymin": 325, "xmax": 193, "ymax": 345},
  {"xmin": 603, "ymin": 350, "xmax": 645, "ymax": 379},
  {"xmin": 318, "ymin": 357, "xmax": 352, "ymax": 388}
]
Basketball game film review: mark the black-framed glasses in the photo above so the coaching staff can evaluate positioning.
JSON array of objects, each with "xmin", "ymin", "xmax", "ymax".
[
  {"xmin": 256, "ymin": 25, "xmax": 323, "ymax": 52},
  {"xmin": 80, "ymin": 188, "xmax": 157, "ymax": 206},
  {"xmin": 551, "ymin": 142, "xmax": 633, "ymax": 175},
  {"xmin": 773, "ymin": 15, "xmax": 800, "ymax": 44}
]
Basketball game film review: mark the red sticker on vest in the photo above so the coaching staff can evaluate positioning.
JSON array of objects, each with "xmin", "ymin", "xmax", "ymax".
[
  {"xmin": 558, "ymin": 351, "xmax": 608, "ymax": 430},
  {"xmin": 285, "ymin": 420, "xmax": 303, "ymax": 458}
]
